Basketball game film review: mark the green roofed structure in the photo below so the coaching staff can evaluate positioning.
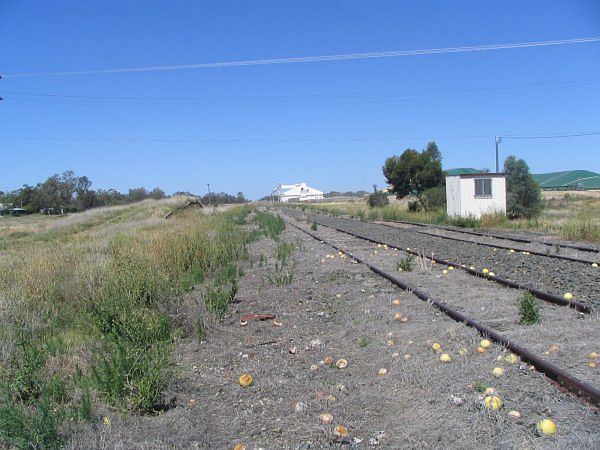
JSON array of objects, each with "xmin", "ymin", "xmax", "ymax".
[
  {"xmin": 445, "ymin": 168, "xmax": 485, "ymax": 176},
  {"xmin": 532, "ymin": 170, "xmax": 600, "ymax": 191}
]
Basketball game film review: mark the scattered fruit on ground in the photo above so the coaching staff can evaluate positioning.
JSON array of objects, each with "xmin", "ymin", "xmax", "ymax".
[
  {"xmin": 480, "ymin": 339, "xmax": 491, "ymax": 349},
  {"xmin": 488, "ymin": 272, "xmax": 495, "ymax": 277},
  {"xmin": 564, "ymin": 292, "xmax": 573, "ymax": 301},
  {"xmin": 336, "ymin": 358, "xmax": 348, "ymax": 369},
  {"xmin": 334, "ymin": 424, "xmax": 348, "ymax": 436},
  {"xmin": 392, "ymin": 299, "xmax": 401, "ymax": 306},
  {"xmin": 589, "ymin": 361, "xmax": 597, "ymax": 368},
  {"xmin": 508, "ymin": 410, "xmax": 521, "ymax": 419},
  {"xmin": 484, "ymin": 395, "xmax": 503, "ymax": 410},
  {"xmin": 387, "ymin": 339, "xmax": 395, "ymax": 346},
  {"xmin": 400, "ymin": 316, "xmax": 409, "ymax": 322},
  {"xmin": 324, "ymin": 356, "xmax": 334, "ymax": 365},
  {"xmin": 469, "ymin": 266, "xmax": 476, "ymax": 270},
  {"xmin": 458, "ymin": 348, "xmax": 467, "ymax": 356},
  {"xmin": 394, "ymin": 313, "xmax": 402, "ymax": 320},
  {"xmin": 431, "ymin": 342, "xmax": 442, "ymax": 352},
  {"xmin": 483, "ymin": 387, "xmax": 496, "ymax": 395},
  {"xmin": 448, "ymin": 266, "xmax": 454, "ymax": 270},
  {"xmin": 589, "ymin": 352, "xmax": 598, "ymax": 359},
  {"xmin": 549, "ymin": 345, "xmax": 560, "ymax": 353},
  {"xmin": 378, "ymin": 368, "xmax": 388, "ymax": 376},
  {"xmin": 233, "ymin": 444, "xmax": 246, "ymax": 450},
  {"xmin": 442, "ymin": 270, "xmax": 448, "ymax": 274},
  {"xmin": 536, "ymin": 419, "xmax": 557, "ymax": 436},
  {"xmin": 482, "ymin": 268, "xmax": 489, "ymax": 274},
  {"xmin": 477, "ymin": 346, "xmax": 487, "ymax": 353},
  {"xmin": 492, "ymin": 367, "xmax": 505, "ymax": 378},
  {"xmin": 320, "ymin": 413, "xmax": 333, "ymax": 424},
  {"xmin": 238, "ymin": 374, "xmax": 254, "ymax": 387},
  {"xmin": 505, "ymin": 353, "xmax": 519, "ymax": 364},
  {"xmin": 439, "ymin": 353, "xmax": 452, "ymax": 363},
  {"xmin": 592, "ymin": 263, "xmax": 598, "ymax": 267}
]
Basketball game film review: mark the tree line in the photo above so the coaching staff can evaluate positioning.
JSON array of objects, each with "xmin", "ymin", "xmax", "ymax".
[{"xmin": 0, "ymin": 171, "xmax": 247, "ymax": 215}]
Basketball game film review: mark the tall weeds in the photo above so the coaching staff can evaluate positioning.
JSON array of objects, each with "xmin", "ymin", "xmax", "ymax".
[{"xmin": 0, "ymin": 202, "xmax": 252, "ymax": 446}]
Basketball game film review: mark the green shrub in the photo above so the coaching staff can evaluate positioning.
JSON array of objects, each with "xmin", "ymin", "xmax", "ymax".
[
  {"xmin": 311, "ymin": 221, "xmax": 318, "ymax": 231},
  {"xmin": 397, "ymin": 255, "xmax": 413, "ymax": 272},
  {"xmin": 421, "ymin": 186, "xmax": 446, "ymax": 210},
  {"xmin": 367, "ymin": 191, "xmax": 389, "ymax": 208},
  {"xmin": 520, "ymin": 291, "xmax": 540, "ymax": 325}
]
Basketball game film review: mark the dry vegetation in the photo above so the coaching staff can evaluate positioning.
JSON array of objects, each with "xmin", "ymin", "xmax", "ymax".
[
  {"xmin": 289, "ymin": 190, "xmax": 600, "ymax": 242},
  {"xmin": 0, "ymin": 199, "xmax": 257, "ymax": 447}
]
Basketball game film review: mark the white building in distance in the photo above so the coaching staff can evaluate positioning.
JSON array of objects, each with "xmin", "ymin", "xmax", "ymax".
[
  {"xmin": 446, "ymin": 173, "xmax": 506, "ymax": 218},
  {"xmin": 272, "ymin": 183, "xmax": 324, "ymax": 203}
]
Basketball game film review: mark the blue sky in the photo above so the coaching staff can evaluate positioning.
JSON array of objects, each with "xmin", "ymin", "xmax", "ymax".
[{"xmin": 1, "ymin": 1, "xmax": 599, "ymax": 199}]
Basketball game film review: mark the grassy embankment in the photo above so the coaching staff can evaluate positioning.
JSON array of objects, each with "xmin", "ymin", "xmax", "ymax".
[
  {"xmin": 286, "ymin": 191, "xmax": 600, "ymax": 242},
  {"xmin": 0, "ymin": 200, "xmax": 284, "ymax": 447}
]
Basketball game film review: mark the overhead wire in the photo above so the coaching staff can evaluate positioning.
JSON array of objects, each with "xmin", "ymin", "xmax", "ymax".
[{"xmin": 2, "ymin": 36, "xmax": 600, "ymax": 78}]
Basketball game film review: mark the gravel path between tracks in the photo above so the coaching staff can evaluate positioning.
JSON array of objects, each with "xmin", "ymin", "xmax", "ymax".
[
  {"xmin": 386, "ymin": 223, "xmax": 600, "ymax": 264},
  {"xmin": 299, "ymin": 211, "xmax": 600, "ymax": 307},
  {"xmin": 69, "ymin": 216, "xmax": 599, "ymax": 449}
]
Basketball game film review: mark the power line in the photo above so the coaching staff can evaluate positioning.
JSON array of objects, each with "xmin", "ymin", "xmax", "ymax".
[
  {"xmin": 501, "ymin": 131, "xmax": 600, "ymax": 139},
  {"xmin": 1, "ymin": 131, "xmax": 599, "ymax": 144},
  {"xmin": 3, "ymin": 36, "xmax": 600, "ymax": 78},
  {"xmin": 2, "ymin": 74, "xmax": 599, "ymax": 107}
]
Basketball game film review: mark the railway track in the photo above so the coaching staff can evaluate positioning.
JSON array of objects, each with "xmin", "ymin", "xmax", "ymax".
[
  {"xmin": 281, "ymin": 213, "xmax": 600, "ymax": 407},
  {"xmin": 380, "ymin": 218, "xmax": 600, "ymax": 255},
  {"xmin": 295, "ymin": 210, "xmax": 600, "ymax": 309}
]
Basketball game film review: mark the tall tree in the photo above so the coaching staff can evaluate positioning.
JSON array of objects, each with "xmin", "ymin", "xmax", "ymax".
[
  {"xmin": 382, "ymin": 142, "xmax": 444, "ymax": 210},
  {"xmin": 504, "ymin": 155, "xmax": 542, "ymax": 219}
]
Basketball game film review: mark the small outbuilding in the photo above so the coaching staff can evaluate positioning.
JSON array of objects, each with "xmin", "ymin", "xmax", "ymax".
[
  {"xmin": 445, "ymin": 173, "xmax": 506, "ymax": 218},
  {"xmin": 272, "ymin": 183, "xmax": 324, "ymax": 203}
]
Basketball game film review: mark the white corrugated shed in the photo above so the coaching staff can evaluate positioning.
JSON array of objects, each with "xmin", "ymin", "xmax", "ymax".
[
  {"xmin": 446, "ymin": 173, "xmax": 506, "ymax": 218},
  {"xmin": 272, "ymin": 183, "xmax": 324, "ymax": 202}
]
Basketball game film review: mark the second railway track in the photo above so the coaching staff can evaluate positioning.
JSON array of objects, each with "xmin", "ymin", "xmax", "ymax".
[
  {"xmin": 281, "ymin": 211, "xmax": 600, "ymax": 407},
  {"xmin": 293, "ymin": 209, "xmax": 600, "ymax": 308}
]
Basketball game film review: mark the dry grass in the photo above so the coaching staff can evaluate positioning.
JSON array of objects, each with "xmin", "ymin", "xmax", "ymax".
[{"xmin": 0, "ymin": 199, "xmax": 253, "ymax": 447}]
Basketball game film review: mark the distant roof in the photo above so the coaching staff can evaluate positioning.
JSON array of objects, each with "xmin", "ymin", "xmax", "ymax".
[
  {"xmin": 533, "ymin": 170, "xmax": 600, "ymax": 190},
  {"xmin": 445, "ymin": 168, "xmax": 484, "ymax": 176}
]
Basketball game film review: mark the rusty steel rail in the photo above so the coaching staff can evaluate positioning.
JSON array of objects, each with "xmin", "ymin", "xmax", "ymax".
[
  {"xmin": 306, "ymin": 215, "xmax": 592, "ymax": 313},
  {"xmin": 285, "ymin": 218, "xmax": 600, "ymax": 407}
]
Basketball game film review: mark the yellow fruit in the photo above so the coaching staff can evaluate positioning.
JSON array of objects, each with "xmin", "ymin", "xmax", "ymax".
[
  {"xmin": 564, "ymin": 292, "xmax": 573, "ymax": 301},
  {"xmin": 483, "ymin": 387, "xmax": 496, "ymax": 395},
  {"xmin": 589, "ymin": 352, "xmax": 598, "ymax": 359},
  {"xmin": 439, "ymin": 353, "xmax": 452, "ymax": 363},
  {"xmin": 477, "ymin": 346, "xmax": 487, "ymax": 353},
  {"xmin": 392, "ymin": 299, "xmax": 401, "ymax": 306},
  {"xmin": 509, "ymin": 249, "xmax": 515, "ymax": 253},
  {"xmin": 536, "ymin": 419, "xmax": 557, "ymax": 435},
  {"xmin": 484, "ymin": 395, "xmax": 503, "ymax": 410},
  {"xmin": 469, "ymin": 266, "xmax": 475, "ymax": 270},
  {"xmin": 431, "ymin": 342, "xmax": 442, "ymax": 352},
  {"xmin": 442, "ymin": 269, "xmax": 448, "ymax": 274},
  {"xmin": 387, "ymin": 339, "xmax": 395, "ymax": 346},
  {"xmin": 505, "ymin": 353, "xmax": 519, "ymax": 364},
  {"xmin": 238, "ymin": 374, "xmax": 254, "ymax": 387},
  {"xmin": 394, "ymin": 313, "xmax": 402, "ymax": 320},
  {"xmin": 377, "ymin": 368, "xmax": 388, "ymax": 376},
  {"xmin": 482, "ymin": 268, "xmax": 489, "ymax": 274},
  {"xmin": 488, "ymin": 272, "xmax": 495, "ymax": 277},
  {"xmin": 334, "ymin": 424, "xmax": 348, "ymax": 436},
  {"xmin": 324, "ymin": 356, "xmax": 334, "ymax": 365},
  {"xmin": 320, "ymin": 412, "xmax": 334, "ymax": 424},
  {"xmin": 589, "ymin": 361, "xmax": 597, "ymax": 368},
  {"xmin": 508, "ymin": 410, "xmax": 521, "ymax": 419},
  {"xmin": 336, "ymin": 358, "xmax": 348, "ymax": 369},
  {"xmin": 400, "ymin": 317, "xmax": 408, "ymax": 322},
  {"xmin": 233, "ymin": 445, "xmax": 246, "ymax": 450},
  {"xmin": 592, "ymin": 263, "xmax": 598, "ymax": 268},
  {"xmin": 480, "ymin": 339, "xmax": 491, "ymax": 349},
  {"xmin": 492, "ymin": 367, "xmax": 505, "ymax": 378},
  {"xmin": 549, "ymin": 345, "xmax": 559, "ymax": 353},
  {"xmin": 448, "ymin": 266, "xmax": 454, "ymax": 270}
]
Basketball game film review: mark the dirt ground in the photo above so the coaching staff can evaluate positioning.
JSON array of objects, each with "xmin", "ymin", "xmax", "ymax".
[{"xmin": 69, "ymin": 217, "xmax": 600, "ymax": 449}]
